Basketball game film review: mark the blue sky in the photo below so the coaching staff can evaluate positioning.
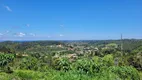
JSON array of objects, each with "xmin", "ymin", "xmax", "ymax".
[{"xmin": 0, "ymin": 0, "xmax": 142, "ymax": 40}]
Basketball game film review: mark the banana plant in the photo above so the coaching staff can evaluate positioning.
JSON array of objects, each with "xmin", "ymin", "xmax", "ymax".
[{"xmin": 0, "ymin": 52, "xmax": 15, "ymax": 67}]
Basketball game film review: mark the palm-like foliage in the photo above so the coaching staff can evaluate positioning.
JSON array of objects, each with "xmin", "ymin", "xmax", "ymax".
[{"xmin": 0, "ymin": 53, "xmax": 15, "ymax": 66}]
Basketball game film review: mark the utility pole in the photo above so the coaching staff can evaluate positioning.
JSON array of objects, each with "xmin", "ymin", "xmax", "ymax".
[{"xmin": 114, "ymin": 34, "xmax": 123, "ymax": 66}]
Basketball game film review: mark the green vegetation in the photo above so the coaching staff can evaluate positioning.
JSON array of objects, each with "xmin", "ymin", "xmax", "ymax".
[
  {"xmin": 0, "ymin": 40, "xmax": 142, "ymax": 80},
  {"xmin": 0, "ymin": 53, "xmax": 15, "ymax": 66}
]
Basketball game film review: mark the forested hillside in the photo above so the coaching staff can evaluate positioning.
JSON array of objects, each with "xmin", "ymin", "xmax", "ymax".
[{"xmin": 0, "ymin": 40, "xmax": 142, "ymax": 80}]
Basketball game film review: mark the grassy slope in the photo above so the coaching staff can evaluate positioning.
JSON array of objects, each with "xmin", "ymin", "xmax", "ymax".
[{"xmin": 0, "ymin": 70, "xmax": 141, "ymax": 80}]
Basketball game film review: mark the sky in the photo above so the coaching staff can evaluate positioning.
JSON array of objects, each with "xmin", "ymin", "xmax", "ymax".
[{"xmin": 0, "ymin": 0, "xmax": 142, "ymax": 40}]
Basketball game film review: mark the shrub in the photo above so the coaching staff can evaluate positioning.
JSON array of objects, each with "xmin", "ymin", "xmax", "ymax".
[
  {"xmin": 52, "ymin": 57, "xmax": 71, "ymax": 71},
  {"xmin": 0, "ymin": 53, "xmax": 15, "ymax": 67},
  {"xmin": 108, "ymin": 66, "xmax": 140, "ymax": 80},
  {"xmin": 14, "ymin": 70, "xmax": 46, "ymax": 80},
  {"xmin": 103, "ymin": 54, "xmax": 114, "ymax": 66}
]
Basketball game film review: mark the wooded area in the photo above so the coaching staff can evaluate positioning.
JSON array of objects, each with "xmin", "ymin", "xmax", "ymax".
[{"xmin": 0, "ymin": 40, "xmax": 142, "ymax": 80}]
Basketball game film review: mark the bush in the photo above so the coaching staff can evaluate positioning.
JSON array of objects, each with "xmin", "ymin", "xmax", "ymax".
[
  {"xmin": 52, "ymin": 57, "xmax": 71, "ymax": 71},
  {"xmin": 103, "ymin": 54, "xmax": 114, "ymax": 66},
  {"xmin": 0, "ymin": 72, "xmax": 20, "ymax": 80},
  {"xmin": 0, "ymin": 53, "xmax": 15, "ymax": 67},
  {"xmin": 14, "ymin": 70, "xmax": 46, "ymax": 80},
  {"xmin": 18, "ymin": 56, "xmax": 40, "ymax": 70},
  {"xmin": 108, "ymin": 66, "xmax": 140, "ymax": 80},
  {"xmin": 73, "ymin": 58, "xmax": 94, "ymax": 74}
]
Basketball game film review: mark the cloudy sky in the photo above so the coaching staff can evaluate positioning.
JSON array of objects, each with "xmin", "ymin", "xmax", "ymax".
[{"xmin": 0, "ymin": 0, "xmax": 142, "ymax": 40}]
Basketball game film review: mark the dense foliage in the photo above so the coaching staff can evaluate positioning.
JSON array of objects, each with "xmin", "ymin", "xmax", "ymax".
[
  {"xmin": 0, "ymin": 53, "xmax": 15, "ymax": 66},
  {"xmin": 0, "ymin": 40, "xmax": 142, "ymax": 80}
]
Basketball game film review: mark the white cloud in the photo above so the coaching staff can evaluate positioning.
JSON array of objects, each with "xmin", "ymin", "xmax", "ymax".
[
  {"xmin": 19, "ymin": 32, "xmax": 25, "ymax": 37},
  {"xmin": 60, "ymin": 24, "xmax": 64, "ymax": 27},
  {"xmin": 26, "ymin": 24, "xmax": 30, "ymax": 27},
  {"xmin": 59, "ymin": 34, "xmax": 64, "ymax": 37},
  {"xmin": 15, "ymin": 32, "xmax": 26, "ymax": 37},
  {"xmin": 2, "ymin": 30, "xmax": 10, "ymax": 35},
  {"xmin": 29, "ymin": 33, "xmax": 36, "ymax": 36},
  {"xmin": 0, "ymin": 33, "xmax": 3, "ymax": 36},
  {"xmin": 4, "ymin": 5, "xmax": 12, "ymax": 12},
  {"xmin": 6, "ymin": 30, "xmax": 9, "ymax": 33},
  {"xmin": 47, "ymin": 36, "xmax": 51, "ymax": 38}
]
